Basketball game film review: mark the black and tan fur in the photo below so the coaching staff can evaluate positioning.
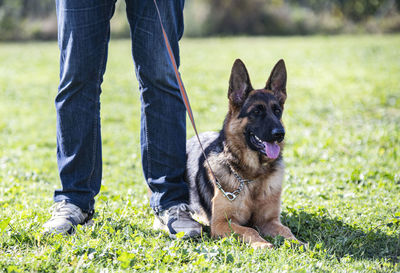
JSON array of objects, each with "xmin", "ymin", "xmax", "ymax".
[{"xmin": 185, "ymin": 59, "xmax": 298, "ymax": 249}]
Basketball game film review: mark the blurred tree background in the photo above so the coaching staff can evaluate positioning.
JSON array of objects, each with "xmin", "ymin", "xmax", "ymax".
[{"xmin": 0, "ymin": 0, "xmax": 399, "ymax": 40}]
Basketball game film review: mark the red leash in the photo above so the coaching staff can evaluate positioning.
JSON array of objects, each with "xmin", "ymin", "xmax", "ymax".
[{"xmin": 152, "ymin": 0, "xmax": 227, "ymax": 198}]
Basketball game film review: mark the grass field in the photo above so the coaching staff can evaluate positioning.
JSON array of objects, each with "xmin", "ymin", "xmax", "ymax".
[{"xmin": 0, "ymin": 35, "xmax": 399, "ymax": 272}]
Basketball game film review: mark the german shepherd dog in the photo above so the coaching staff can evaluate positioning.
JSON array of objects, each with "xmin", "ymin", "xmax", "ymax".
[{"xmin": 185, "ymin": 59, "xmax": 299, "ymax": 249}]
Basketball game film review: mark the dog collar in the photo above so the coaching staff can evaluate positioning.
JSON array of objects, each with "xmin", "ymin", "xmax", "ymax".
[
  {"xmin": 227, "ymin": 163, "xmax": 254, "ymax": 185},
  {"xmin": 213, "ymin": 162, "xmax": 255, "ymax": 202}
]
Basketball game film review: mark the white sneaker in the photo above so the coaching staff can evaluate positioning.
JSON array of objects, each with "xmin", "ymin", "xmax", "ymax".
[
  {"xmin": 153, "ymin": 203, "xmax": 202, "ymax": 239},
  {"xmin": 43, "ymin": 200, "xmax": 93, "ymax": 234}
]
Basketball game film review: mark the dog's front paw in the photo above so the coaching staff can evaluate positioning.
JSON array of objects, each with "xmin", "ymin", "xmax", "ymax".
[{"xmin": 251, "ymin": 241, "xmax": 274, "ymax": 249}]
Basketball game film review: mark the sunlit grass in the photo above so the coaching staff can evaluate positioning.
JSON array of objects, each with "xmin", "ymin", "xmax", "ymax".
[{"xmin": 0, "ymin": 35, "xmax": 399, "ymax": 272}]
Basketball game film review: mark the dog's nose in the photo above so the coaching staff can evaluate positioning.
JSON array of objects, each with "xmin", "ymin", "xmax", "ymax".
[{"xmin": 272, "ymin": 128, "xmax": 285, "ymax": 142}]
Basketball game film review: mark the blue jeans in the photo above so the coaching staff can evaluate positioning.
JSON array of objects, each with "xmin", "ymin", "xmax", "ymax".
[{"xmin": 53, "ymin": 0, "xmax": 188, "ymax": 213}]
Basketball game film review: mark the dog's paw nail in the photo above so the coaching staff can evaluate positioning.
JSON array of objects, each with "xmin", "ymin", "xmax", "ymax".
[{"xmin": 251, "ymin": 242, "xmax": 274, "ymax": 249}]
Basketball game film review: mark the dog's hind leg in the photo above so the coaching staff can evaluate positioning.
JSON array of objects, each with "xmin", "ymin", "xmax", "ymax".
[{"xmin": 211, "ymin": 219, "xmax": 273, "ymax": 249}]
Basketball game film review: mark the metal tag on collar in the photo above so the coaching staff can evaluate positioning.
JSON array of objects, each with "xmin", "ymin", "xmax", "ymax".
[
  {"xmin": 225, "ymin": 192, "xmax": 237, "ymax": 201},
  {"xmin": 215, "ymin": 178, "xmax": 238, "ymax": 202}
]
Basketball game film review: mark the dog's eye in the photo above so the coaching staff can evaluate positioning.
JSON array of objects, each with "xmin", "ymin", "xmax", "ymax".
[
  {"xmin": 273, "ymin": 106, "xmax": 281, "ymax": 116},
  {"xmin": 252, "ymin": 105, "xmax": 265, "ymax": 116}
]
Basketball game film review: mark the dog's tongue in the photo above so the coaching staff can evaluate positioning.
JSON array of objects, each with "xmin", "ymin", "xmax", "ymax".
[{"xmin": 264, "ymin": 142, "xmax": 280, "ymax": 159}]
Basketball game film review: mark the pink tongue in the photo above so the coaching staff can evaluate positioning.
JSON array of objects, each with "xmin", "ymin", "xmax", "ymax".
[{"xmin": 264, "ymin": 142, "xmax": 280, "ymax": 159}]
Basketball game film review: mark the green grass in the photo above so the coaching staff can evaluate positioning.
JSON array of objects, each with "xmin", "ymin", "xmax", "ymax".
[{"xmin": 0, "ymin": 35, "xmax": 399, "ymax": 272}]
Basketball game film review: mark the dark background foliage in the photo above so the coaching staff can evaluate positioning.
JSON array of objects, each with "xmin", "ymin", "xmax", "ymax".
[{"xmin": 0, "ymin": 0, "xmax": 399, "ymax": 40}]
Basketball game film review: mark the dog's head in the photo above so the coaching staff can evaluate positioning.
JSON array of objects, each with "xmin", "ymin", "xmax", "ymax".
[{"xmin": 226, "ymin": 59, "xmax": 287, "ymax": 160}]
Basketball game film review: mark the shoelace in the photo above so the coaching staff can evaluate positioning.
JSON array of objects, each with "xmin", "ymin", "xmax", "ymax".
[
  {"xmin": 168, "ymin": 204, "xmax": 194, "ymax": 221},
  {"xmin": 49, "ymin": 200, "xmax": 82, "ymax": 220}
]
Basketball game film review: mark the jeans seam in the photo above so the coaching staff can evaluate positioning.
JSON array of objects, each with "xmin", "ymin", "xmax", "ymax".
[
  {"xmin": 144, "ymin": 111, "xmax": 152, "ymax": 183},
  {"xmin": 131, "ymin": 2, "xmax": 153, "ymax": 184},
  {"xmin": 86, "ymin": 3, "xmax": 114, "ymax": 207}
]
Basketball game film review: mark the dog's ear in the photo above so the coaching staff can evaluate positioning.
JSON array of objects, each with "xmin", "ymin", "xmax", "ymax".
[
  {"xmin": 266, "ymin": 59, "xmax": 287, "ymax": 106},
  {"xmin": 228, "ymin": 59, "xmax": 253, "ymax": 108}
]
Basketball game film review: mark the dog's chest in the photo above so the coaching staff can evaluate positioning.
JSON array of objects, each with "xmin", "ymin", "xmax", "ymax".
[{"xmin": 226, "ymin": 168, "xmax": 284, "ymax": 224}]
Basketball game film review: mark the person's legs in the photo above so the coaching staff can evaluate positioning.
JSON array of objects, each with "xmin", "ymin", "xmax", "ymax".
[
  {"xmin": 53, "ymin": 0, "xmax": 116, "ymax": 213},
  {"xmin": 125, "ymin": 0, "xmax": 189, "ymax": 213}
]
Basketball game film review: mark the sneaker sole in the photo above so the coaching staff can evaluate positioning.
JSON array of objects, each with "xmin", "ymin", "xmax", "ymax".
[{"xmin": 154, "ymin": 217, "xmax": 201, "ymax": 239}]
